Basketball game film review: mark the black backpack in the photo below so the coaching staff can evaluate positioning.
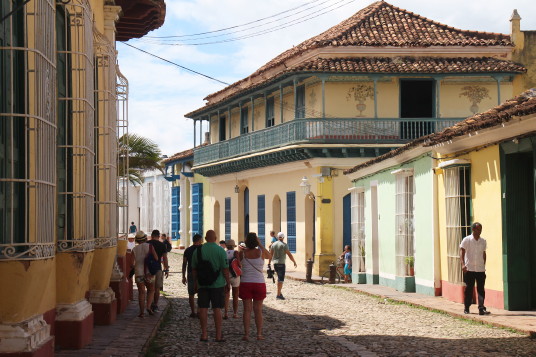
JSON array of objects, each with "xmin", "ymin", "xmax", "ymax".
[{"xmin": 196, "ymin": 245, "xmax": 220, "ymax": 286}]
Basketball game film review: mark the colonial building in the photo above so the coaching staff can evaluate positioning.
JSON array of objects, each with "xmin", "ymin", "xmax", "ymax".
[
  {"xmin": 123, "ymin": 171, "xmax": 172, "ymax": 237},
  {"xmin": 184, "ymin": 1, "xmax": 529, "ymax": 275},
  {"xmin": 0, "ymin": 0, "xmax": 165, "ymax": 355},
  {"xmin": 162, "ymin": 148, "xmax": 206, "ymax": 249},
  {"xmin": 345, "ymin": 88, "xmax": 536, "ymax": 310}
]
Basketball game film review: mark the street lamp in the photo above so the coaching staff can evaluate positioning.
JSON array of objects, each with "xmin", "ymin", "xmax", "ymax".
[
  {"xmin": 300, "ymin": 176, "xmax": 314, "ymax": 199},
  {"xmin": 234, "ymin": 184, "xmax": 240, "ymax": 193}
]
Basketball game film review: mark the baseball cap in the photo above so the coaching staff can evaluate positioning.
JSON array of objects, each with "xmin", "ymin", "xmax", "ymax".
[{"xmin": 277, "ymin": 232, "xmax": 285, "ymax": 239}]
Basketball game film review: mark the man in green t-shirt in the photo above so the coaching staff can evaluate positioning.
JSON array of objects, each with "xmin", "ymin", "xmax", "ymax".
[
  {"xmin": 192, "ymin": 230, "xmax": 230, "ymax": 342},
  {"xmin": 269, "ymin": 232, "xmax": 297, "ymax": 300}
]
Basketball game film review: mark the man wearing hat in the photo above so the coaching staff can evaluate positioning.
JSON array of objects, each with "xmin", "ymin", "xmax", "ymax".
[
  {"xmin": 269, "ymin": 232, "xmax": 297, "ymax": 300},
  {"xmin": 224, "ymin": 239, "xmax": 240, "ymax": 319}
]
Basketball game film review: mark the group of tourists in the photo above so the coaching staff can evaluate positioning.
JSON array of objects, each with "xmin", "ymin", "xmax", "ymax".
[
  {"xmin": 182, "ymin": 229, "xmax": 297, "ymax": 342},
  {"xmin": 128, "ymin": 219, "xmax": 490, "ymax": 340},
  {"xmin": 130, "ymin": 228, "xmax": 171, "ymax": 318}
]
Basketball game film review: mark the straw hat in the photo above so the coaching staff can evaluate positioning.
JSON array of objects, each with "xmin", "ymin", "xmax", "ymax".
[{"xmin": 134, "ymin": 230, "xmax": 147, "ymax": 243}]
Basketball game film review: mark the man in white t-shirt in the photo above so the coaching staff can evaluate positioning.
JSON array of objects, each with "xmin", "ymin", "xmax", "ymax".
[{"xmin": 459, "ymin": 222, "xmax": 490, "ymax": 315}]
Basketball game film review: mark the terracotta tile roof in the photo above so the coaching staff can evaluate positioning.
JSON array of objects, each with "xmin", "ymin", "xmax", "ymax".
[
  {"xmin": 423, "ymin": 88, "xmax": 536, "ymax": 145},
  {"xmin": 195, "ymin": 0, "xmax": 512, "ymax": 112},
  {"xmin": 343, "ymin": 89, "xmax": 536, "ymax": 175},
  {"xmin": 294, "ymin": 57, "xmax": 525, "ymax": 74},
  {"xmin": 254, "ymin": 1, "xmax": 511, "ymax": 74},
  {"xmin": 185, "ymin": 57, "xmax": 525, "ymax": 117},
  {"xmin": 162, "ymin": 148, "xmax": 193, "ymax": 164}
]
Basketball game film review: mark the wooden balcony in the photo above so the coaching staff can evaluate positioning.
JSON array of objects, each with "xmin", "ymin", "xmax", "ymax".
[{"xmin": 193, "ymin": 117, "xmax": 462, "ymax": 166}]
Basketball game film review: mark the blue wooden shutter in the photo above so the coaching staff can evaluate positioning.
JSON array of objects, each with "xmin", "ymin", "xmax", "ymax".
[
  {"xmin": 225, "ymin": 197, "xmax": 231, "ymax": 240},
  {"xmin": 258, "ymin": 195, "xmax": 265, "ymax": 246},
  {"xmin": 343, "ymin": 193, "xmax": 351, "ymax": 249},
  {"xmin": 191, "ymin": 183, "xmax": 203, "ymax": 236},
  {"xmin": 286, "ymin": 191, "xmax": 296, "ymax": 253},
  {"xmin": 171, "ymin": 186, "xmax": 180, "ymax": 240}
]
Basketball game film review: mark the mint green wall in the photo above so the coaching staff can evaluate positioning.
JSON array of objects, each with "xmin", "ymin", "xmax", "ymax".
[{"xmin": 353, "ymin": 154, "xmax": 436, "ymax": 294}]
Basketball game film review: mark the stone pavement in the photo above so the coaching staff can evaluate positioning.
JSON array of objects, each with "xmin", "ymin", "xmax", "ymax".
[
  {"xmin": 149, "ymin": 252, "xmax": 535, "ymax": 356},
  {"xmin": 55, "ymin": 289, "xmax": 169, "ymax": 357},
  {"xmin": 57, "ymin": 251, "xmax": 536, "ymax": 356},
  {"xmin": 284, "ymin": 270, "xmax": 536, "ymax": 338}
]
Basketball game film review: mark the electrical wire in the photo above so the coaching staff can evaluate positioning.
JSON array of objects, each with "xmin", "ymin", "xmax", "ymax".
[
  {"xmin": 146, "ymin": 0, "xmax": 327, "ymax": 39},
  {"xmin": 144, "ymin": 0, "xmax": 349, "ymax": 42},
  {"xmin": 121, "ymin": 42, "xmax": 231, "ymax": 86},
  {"xmin": 135, "ymin": 0, "xmax": 357, "ymax": 46}
]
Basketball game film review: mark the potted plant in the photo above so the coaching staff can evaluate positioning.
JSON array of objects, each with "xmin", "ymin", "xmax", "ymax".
[{"xmin": 405, "ymin": 256, "xmax": 415, "ymax": 276}]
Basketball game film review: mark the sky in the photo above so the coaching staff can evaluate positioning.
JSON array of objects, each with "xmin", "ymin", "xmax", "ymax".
[{"xmin": 116, "ymin": 0, "xmax": 536, "ymax": 157}]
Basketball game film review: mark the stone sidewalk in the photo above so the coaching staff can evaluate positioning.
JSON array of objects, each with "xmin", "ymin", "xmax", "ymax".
[
  {"xmin": 285, "ymin": 270, "xmax": 536, "ymax": 337},
  {"xmin": 55, "ymin": 289, "xmax": 169, "ymax": 357}
]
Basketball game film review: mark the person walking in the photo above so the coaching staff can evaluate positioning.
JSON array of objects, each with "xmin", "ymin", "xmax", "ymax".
[
  {"xmin": 182, "ymin": 234, "xmax": 202, "ymax": 318},
  {"xmin": 268, "ymin": 230, "xmax": 277, "ymax": 248},
  {"xmin": 224, "ymin": 239, "xmax": 241, "ymax": 319},
  {"xmin": 147, "ymin": 230, "xmax": 169, "ymax": 312},
  {"xmin": 238, "ymin": 232, "xmax": 271, "ymax": 341},
  {"xmin": 161, "ymin": 233, "xmax": 172, "ymax": 252},
  {"xmin": 192, "ymin": 230, "xmax": 230, "ymax": 342},
  {"xmin": 460, "ymin": 222, "xmax": 490, "ymax": 315},
  {"xmin": 340, "ymin": 245, "xmax": 352, "ymax": 283},
  {"xmin": 129, "ymin": 222, "xmax": 137, "ymax": 234},
  {"xmin": 269, "ymin": 232, "xmax": 297, "ymax": 300},
  {"xmin": 131, "ymin": 231, "xmax": 158, "ymax": 317}
]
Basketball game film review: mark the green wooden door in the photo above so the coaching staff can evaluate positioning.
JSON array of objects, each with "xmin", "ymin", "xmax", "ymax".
[{"xmin": 501, "ymin": 138, "xmax": 536, "ymax": 310}]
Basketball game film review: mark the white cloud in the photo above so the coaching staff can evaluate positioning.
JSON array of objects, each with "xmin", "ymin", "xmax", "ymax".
[{"xmin": 118, "ymin": 0, "xmax": 536, "ymax": 157}]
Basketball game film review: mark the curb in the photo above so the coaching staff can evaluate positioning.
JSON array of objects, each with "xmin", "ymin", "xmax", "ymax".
[
  {"xmin": 140, "ymin": 296, "xmax": 171, "ymax": 356},
  {"xmin": 286, "ymin": 274, "xmax": 536, "ymax": 338}
]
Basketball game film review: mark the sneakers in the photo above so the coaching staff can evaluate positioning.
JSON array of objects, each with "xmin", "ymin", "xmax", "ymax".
[
  {"xmin": 479, "ymin": 308, "xmax": 490, "ymax": 315},
  {"xmin": 464, "ymin": 309, "xmax": 470, "ymax": 314},
  {"xmin": 276, "ymin": 295, "xmax": 285, "ymax": 300},
  {"xmin": 151, "ymin": 304, "xmax": 159, "ymax": 312}
]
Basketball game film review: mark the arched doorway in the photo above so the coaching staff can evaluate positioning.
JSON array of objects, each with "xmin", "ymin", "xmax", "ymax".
[
  {"xmin": 214, "ymin": 200, "xmax": 220, "ymax": 239},
  {"xmin": 272, "ymin": 195, "xmax": 281, "ymax": 233}
]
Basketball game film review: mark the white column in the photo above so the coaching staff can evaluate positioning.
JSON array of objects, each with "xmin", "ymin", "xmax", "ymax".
[{"xmin": 179, "ymin": 176, "xmax": 188, "ymax": 248}]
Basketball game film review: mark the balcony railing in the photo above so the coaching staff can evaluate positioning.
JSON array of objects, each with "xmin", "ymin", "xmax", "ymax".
[{"xmin": 193, "ymin": 117, "xmax": 462, "ymax": 166}]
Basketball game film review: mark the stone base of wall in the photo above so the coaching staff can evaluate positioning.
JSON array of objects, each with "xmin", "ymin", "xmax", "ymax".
[
  {"xmin": 396, "ymin": 275, "xmax": 415, "ymax": 293},
  {"xmin": 353, "ymin": 272, "xmax": 367, "ymax": 284},
  {"xmin": 54, "ymin": 300, "xmax": 94, "ymax": 350},
  {"xmin": 442, "ymin": 280, "xmax": 504, "ymax": 310},
  {"xmin": 89, "ymin": 288, "xmax": 117, "ymax": 325},
  {"xmin": 0, "ymin": 338, "xmax": 54, "ymax": 357},
  {"xmin": 110, "ymin": 279, "xmax": 129, "ymax": 314},
  {"xmin": 0, "ymin": 315, "xmax": 53, "ymax": 357}
]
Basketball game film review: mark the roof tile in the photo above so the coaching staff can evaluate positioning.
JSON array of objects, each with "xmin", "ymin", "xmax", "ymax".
[
  {"xmin": 188, "ymin": 1, "xmax": 514, "ymax": 117},
  {"xmin": 343, "ymin": 88, "xmax": 536, "ymax": 175}
]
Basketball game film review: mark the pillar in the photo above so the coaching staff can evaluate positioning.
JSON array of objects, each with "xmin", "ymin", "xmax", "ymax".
[{"xmin": 314, "ymin": 168, "xmax": 336, "ymax": 275}]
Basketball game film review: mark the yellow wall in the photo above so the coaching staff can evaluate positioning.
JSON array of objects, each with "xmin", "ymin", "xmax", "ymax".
[
  {"xmin": 206, "ymin": 165, "xmax": 353, "ymax": 273},
  {"xmin": 470, "ymin": 146, "xmax": 503, "ymax": 291},
  {"xmin": 437, "ymin": 145, "xmax": 503, "ymax": 292},
  {"xmin": 0, "ymin": 259, "xmax": 56, "ymax": 323},
  {"xmin": 440, "ymin": 82, "xmax": 513, "ymax": 118},
  {"xmin": 88, "ymin": 247, "xmax": 116, "ymax": 291},
  {"xmin": 56, "ymin": 251, "xmax": 94, "ymax": 304}
]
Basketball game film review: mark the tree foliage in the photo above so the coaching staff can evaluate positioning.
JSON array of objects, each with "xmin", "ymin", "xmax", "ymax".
[{"xmin": 118, "ymin": 133, "xmax": 163, "ymax": 185}]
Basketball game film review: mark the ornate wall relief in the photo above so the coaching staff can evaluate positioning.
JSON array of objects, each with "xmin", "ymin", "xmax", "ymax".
[
  {"xmin": 459, "ymin": 85, "xmax": 491, "ymax": 114},
  {"xmin": 346, "ymin": 84, "xmax": 374, "ymax": 117}
]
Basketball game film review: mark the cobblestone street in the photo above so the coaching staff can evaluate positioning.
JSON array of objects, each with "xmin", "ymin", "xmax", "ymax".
[{"xmin": 150, "ymin": 253, "xmax": 536, "ymax": 357}]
